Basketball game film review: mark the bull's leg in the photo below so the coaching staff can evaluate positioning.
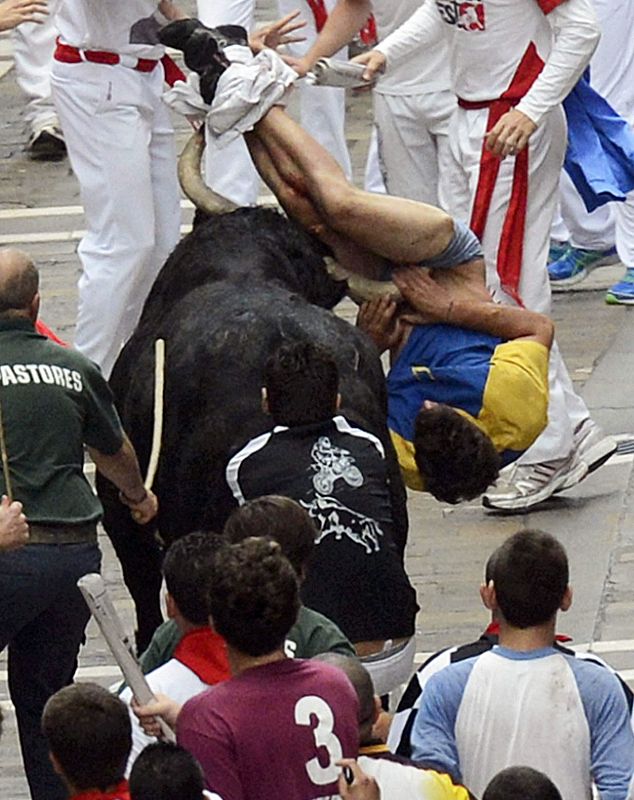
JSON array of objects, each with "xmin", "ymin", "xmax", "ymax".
[
  {"xmin": 247, "ymin": 132, "xmax": 387, "ymax": 280},
  {"xmin": 254, "ymin": 108, "xmax": 454, "ymax": 265}
]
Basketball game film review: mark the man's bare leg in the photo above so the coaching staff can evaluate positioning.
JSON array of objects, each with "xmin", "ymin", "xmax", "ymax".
[
  {"xmin": 254, "ymin": 107, "xmax": 454, "ymax": 264},
  {"xmin": 245, "ymin": 132, "xmax": 389, "ymax": 280}
]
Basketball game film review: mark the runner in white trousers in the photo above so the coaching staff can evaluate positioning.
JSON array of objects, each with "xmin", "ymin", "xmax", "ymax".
[
  {"xmin": 288, "ymin": 0, "xmax": 456, "ymax": 206},
  {"xmin": 358, "ymin": 0, "xmax": 618, "ymax": 510},
  {"xmin": 51, "ymin": 1, "xmax": 183, "ymax": 377},
  {"xmin": 548, "ymin": 0, "xmax": 634, "ymax": 304},
  {"xmin": 11, "ymin": 0, "xmax": 66, "ymax": 158}
]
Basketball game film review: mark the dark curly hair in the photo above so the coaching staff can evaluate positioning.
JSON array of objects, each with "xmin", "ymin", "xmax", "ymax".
[
  {"xmin": 264, "ymin": 340, "xmax": 339, "ymax": 427},
  {"xmin": 483, "ymin": 766, "xmax": 562, "ymax": 800},
  {"xmin": 129, "ymin": 742, "xmax": 204, "ymax": 800},
  {"xmin": 206, "ymin": 538, "xmax": 300, "ymax": 656},
  {"xmin": 488, "ymin": 529, "xmax": 568, "ymax": 629},
  {"xmin": 162, "ymin": 531, "xmax": 225, "ymax": 626},
  {"xmin": 413, "ymin": 404, "xmax": 500, "ymax": 503},
  {"xmin": 224, "ymin": 495, "xmax": 317, "ymax": 577}
]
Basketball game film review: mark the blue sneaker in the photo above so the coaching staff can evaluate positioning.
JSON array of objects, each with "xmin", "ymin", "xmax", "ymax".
[
  {"xmin": 605, "ymin": 268, "xmax": 634, "ymax": 305},
  {"xmin": 549, "ymin": 245, "xmax": 618, "ymax": 290},
  {"xmin": 548, "ymin": 241, "xmax": 570, "ymax": 263}
]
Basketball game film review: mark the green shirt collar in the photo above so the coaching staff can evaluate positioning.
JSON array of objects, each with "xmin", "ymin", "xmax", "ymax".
[{"xmin": 0, "ymin": 317, "xmax": 36, "ymax": 333}]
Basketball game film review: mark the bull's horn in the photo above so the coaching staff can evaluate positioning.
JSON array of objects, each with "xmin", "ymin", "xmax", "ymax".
[
  {"xmin": 324, "ymin": 258, "xmax": 401, "ymax": 304},
  {"xmin": 178, "ymin": 130, "xmax": 239, "ymax": 215}
]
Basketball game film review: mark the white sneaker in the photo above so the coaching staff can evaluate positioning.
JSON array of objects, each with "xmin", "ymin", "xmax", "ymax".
[
  {"xmin": 572, "ymin": 418, "xmax": 617, "ymax": 476},
  {"xmin": 482, "ymin": 453, "xmax": 588, "ymax": 511}
]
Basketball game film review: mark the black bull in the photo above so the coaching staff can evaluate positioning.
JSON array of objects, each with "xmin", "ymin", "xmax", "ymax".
[{"xmin": 97, "ymin": 207, "xmax": 409, "ymax": 650}]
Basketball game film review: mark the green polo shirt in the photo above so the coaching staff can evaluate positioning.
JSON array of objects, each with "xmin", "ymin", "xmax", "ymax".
[{"xmin": 0, "ymin": 318, "xmax": 124, "ymax": 524}]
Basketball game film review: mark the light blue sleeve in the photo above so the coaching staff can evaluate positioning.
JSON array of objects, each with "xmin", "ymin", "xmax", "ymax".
[
  {"xmin": 570, "ymin": 657, "xmax": 634, "ymax": 800},
  {"xmin": 410, "ymin": 658, "xmax": 476, "ymax": 781}
]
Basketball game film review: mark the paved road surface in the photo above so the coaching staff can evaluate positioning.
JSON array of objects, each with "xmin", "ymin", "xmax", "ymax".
[{"xmin": 1, "ymin": 6, "xmax": 634, "ymax": 796}]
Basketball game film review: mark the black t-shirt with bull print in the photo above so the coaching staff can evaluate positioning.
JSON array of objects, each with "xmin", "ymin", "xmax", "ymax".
[{"xmin": 225, "ymin": 415, "xmax": 418, "ymax": 643}]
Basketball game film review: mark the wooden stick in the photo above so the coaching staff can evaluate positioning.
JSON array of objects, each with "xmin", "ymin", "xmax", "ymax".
[
  {"xmin": 0, "ymin": 396, "xmax": 12, "ymax": 502},
  {"xmin": 144, "ymin": 338, "xmax": 166, "ymax": 491}
]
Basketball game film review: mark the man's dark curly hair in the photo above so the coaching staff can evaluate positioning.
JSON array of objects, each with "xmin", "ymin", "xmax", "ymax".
[
  {"xmin": 489, "ymin": 529, "xmax": 568, "ymax": 629},
  {"xmin": 162, "ymin": 531, "xmax": 225, "ymax": 626},
  {"xmin": 264, "ymin": 340, "xmax": 339, "ymax": 427},
  {"xmin": 224, "ymin": 495, "xmax": 316, "ymax": 578},
  {"xmin": 206, "ymin": 538, "xmax": 300, "ymax": 657},
  {"xmin": 413, "ymin": 404, "xmax": 500, "ymax": 503}
]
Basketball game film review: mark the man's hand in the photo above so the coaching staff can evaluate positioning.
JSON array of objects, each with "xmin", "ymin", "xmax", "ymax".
[
  {"xmin": 357, "ymin": 297, "xmax": 401, "ymax": 353},
  {"xmin": 0, "ymin": 495, "xmax": 29, "ymax": 551},
  {"xmin": 0, "ymin": 0, "xmax": 48, "ymax": 30},
  {"xmin": 338, "ymin": 760, "xmax": 381, "ymax": 800},
  {"xmin": 132, "ymin": 693, "xmax": 181, "ymax": 736},
  {"xmin": 119, "ymin": 488, "xmax": 159, "ymax": 526},
  {"xmin": 351, "ymin": 49, "xmax": 386, "ymax": 84},
  {"xmin": 393, "ymin": 267, "xmax": 454, "ymax": 322},
  {"xmin": 250, "ymin": 11, "xmax": 307, "ymax": 54},
  {"xmin": 485, "ymin": 109, "xmax": 537, "ymax": 158}
]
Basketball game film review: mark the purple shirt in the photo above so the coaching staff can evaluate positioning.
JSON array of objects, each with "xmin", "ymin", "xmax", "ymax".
[{"xmin": 177, "ymin": 658, "xmax": 359, "ymax": 800}]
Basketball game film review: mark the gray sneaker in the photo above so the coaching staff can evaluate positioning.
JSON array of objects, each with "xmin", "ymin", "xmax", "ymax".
[
  {"xmin": 482, "ymin": 453, "xmax": 588, "ymax": 511},
  {"xmin": 571, "ymin": 418, "xmax": 617, "ymax": 477},
  {"xmin": 28, "ymin": 125, "xmax": 66, "ymax": 161}
]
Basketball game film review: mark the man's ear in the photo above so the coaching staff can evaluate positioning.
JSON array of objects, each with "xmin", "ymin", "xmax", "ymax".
[
  {"xmin": 560, "ymin": 585, "xmax": 573, "ymax": 612},
  {"xmin": 30, "ymin": 292, "xmax": 40, "ymax": 322},
  {"xmin": 165, "ymin": 592, "xmax": 177, "ymax": 620},
  {"xmin": 261, "ymin": 387, "xmax": 269, "ymax": 414},
  {"xmin": 335, "ymin": 392, "xmax": 341, "ymax": 411},
  {"xmin": 480, "ymin": 580, "xmax": 497, "ymax": 611}
]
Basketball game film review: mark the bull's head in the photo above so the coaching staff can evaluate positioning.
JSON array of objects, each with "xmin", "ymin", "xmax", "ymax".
[{"xmin": 179, "ymin": 131, "xmax": 400, "ymax": 305}]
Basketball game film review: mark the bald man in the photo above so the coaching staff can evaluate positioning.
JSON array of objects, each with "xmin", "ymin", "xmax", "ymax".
[{"xmin": 0, "ymin": 249, "xmax": 157, "ymax": 800}]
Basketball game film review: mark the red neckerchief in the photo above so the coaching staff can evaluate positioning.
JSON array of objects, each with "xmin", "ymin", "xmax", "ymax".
[
  {"xmin": 484, "ymin": 620, "xmax": 572, "ymax": 644},
  {"xmin": 35, "ymin": 319, "xmax": 67, "ymax": 346},
  {"xmin": 72, "ymin": 780, "xmax": 130, "ymax": 800},
  {"xmin": 173, "ymin": 627, "xmax": 231, "ymax": 685}
]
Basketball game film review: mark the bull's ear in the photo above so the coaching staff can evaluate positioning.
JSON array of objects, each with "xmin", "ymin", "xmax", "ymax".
[{"xmin": 261, "ymin": 387, "xmax": 270, "ymax": 415}]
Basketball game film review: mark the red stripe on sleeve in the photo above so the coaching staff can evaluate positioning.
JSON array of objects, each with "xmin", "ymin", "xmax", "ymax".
[{"xmin": 534, "ymin": 0, "xmax": 567, "ymax": 15}]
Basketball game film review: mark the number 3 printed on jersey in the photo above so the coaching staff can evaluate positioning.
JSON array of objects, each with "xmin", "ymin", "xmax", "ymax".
[{"xmin": 295, "ymin": 695, "xmax": 344, "ymax": 786}]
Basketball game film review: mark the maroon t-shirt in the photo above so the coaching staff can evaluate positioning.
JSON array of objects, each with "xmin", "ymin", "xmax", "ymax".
[{"xmin": 177, "ymin": 658, "xmax": 359, "ymax": 800}]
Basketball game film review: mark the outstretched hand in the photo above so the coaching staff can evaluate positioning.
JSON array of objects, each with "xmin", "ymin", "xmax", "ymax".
[
  {"xmin": 393, "ymin": 267, "xmax": 454, "ymax": 322},
  {"xmin": 250, "ymin": 11, "xmax": 307, "ymax": 54},
  {"xmin": 357, "ymin": 297, "xmax": 402, "ymax": 353},
  {"xmin": 0, "ymin": 0, "xmax": 48, "ymax": 30}
]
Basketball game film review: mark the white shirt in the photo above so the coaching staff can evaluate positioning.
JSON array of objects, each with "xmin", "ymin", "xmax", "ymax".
[
  {"xmin": 120, "ymin": 657, "xmax": 210, "ymax": 774},
  {"xmin": 373, "ymin": 0, "xmax": 450, "ymax": 96},
  {"xmin": 588, "ymin": 0, "xmax": 634, "ymax": 123},
  {"xmin": 375, "ymin": 0, "xmax": 600, "ymax": 125},
  {"xmin": 56, "ymin": 1, "xmax": 165, "ymax": 58}
]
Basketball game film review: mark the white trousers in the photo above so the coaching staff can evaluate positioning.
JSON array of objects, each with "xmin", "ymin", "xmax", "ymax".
[
  {"xmin": 373, "ymin": 89, "xmax": 455, "ymax": 206},
  {"xmin": 196, "ymin": 0, "xmax": 352, "ymax": 204},
  {"xmin": 446, "ymin": 105, "xmax": 589, "ymax": 463},
  {"xmin": 551, "ymin": 169, "xmax": 616, "ymax": 251},
  {"xmin": 11, "ymin": 0, "xmax": 61, "ymax": 133},
  {"xmin": 51, "ymin": 61, "xmax": 181, "ymax": 377}
]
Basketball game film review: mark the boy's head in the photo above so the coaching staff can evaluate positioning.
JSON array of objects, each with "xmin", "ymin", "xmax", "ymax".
[
  {"xmin": 42, "ymin": 683, "xmax": 131, "ymax": 793},
  {"xmin": 482, "ymin": 530, "xmax": 570, "ymax": 629},
  {"xmin": 315, "ymin": 653, "xmax": 379, "ymax": 745},
  {"xmin": 413, "ymin": 403, "xmax": 500, "ymax": 503},
  {"xmin": 483, "ymin": 766, "xmax": 563, "ymax": 800},
  {"xmin": 162, "ymin": 531, "xmax": 225, "ymax": 626},
  {"xmin": 224, "ymin": 495, "xmax": 316, "ymax": 578},
  {"xmin": 263, "ymin": 341, "xmax": 339, "ymax": 427},
  {"xmin": 129, "ymin": 742, "xmax": 205, "ymax": 800},
  {"xmin": 206, "ymin": 537, "xmax": 299, "ymax": 657}
]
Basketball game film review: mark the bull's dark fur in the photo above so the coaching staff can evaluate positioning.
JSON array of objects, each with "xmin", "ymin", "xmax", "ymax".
[{"xmin": 99, "ymin": 207, "xmax": 408, "ymax": 648}]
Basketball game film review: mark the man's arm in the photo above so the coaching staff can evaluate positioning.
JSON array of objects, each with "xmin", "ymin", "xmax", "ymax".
[
  {"xmin": 290, "ymin": 0, "xmax": 372, "ymax": 75},
  {"xmin": 354, "ymin": 0, "xmax": 443, "ymax": 81},
  {"xmin": 88, "ymin": 435, "xmax": 158, "ymax": 525},
  {"xmin": 158, "ymin": 1, "xmax": 186, "ymax": 21},
  {"xmin": 394, "ymin": 268, "xmax": 555, "ymax": 349},
  {"xmin": 486, "ymin": 0, "xmax": 600, "ymax": 157}
]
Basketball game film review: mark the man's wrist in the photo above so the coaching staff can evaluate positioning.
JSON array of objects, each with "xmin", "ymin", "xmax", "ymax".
[{"xmin": 119, "ymin": 487, "xmax": 148, "ymax": 506}]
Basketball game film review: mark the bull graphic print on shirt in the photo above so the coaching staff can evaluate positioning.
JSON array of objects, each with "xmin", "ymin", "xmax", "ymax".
[
  {"xmin": 436, "ymin": 0, "xmax": 486, "ymax": 30},
  {"xmin": 301, "ymin": 435, "xmax": 384, "ymax": 555}
]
